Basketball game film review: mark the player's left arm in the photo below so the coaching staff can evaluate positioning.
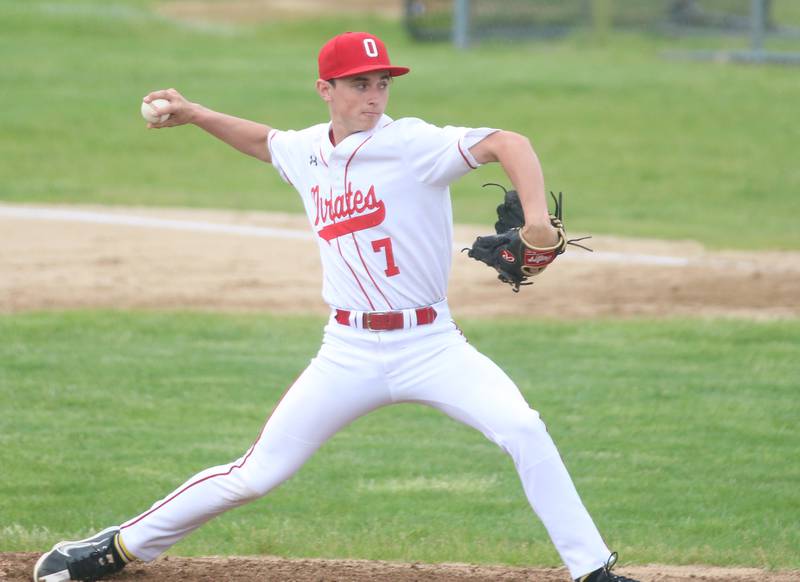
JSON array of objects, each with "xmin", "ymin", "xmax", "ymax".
[{"xmin": 470, "ymin": 131, "xmax": 558, "ymax": 247}]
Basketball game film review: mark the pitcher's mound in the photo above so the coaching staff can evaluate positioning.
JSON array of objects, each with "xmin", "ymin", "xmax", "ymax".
[{"xmin": 4, "ymin": 553, "xmax": 799, "ymax": 582}]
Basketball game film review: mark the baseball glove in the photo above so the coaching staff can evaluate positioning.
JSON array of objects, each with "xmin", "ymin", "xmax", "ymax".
[{"xmin": 463, "ymin": 184, "xmax": 592, "ymax": 292}]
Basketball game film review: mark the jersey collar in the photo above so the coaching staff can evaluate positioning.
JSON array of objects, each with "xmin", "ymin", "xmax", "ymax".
[{"xmin": 320, "ymin": 115, "xmax": 394, "ymax": 163}]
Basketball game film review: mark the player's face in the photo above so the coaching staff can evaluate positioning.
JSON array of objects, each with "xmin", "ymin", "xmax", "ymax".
[{"xmin": 319, "ymin": 71, "xmax": 392, "ymax": 136}]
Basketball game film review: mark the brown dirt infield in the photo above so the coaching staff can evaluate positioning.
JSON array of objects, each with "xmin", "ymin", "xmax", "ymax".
[
  {"xmin": 3, "ymin": 553, "xmax": 799, "ymax": 582},
  {"xmin": 2, "ymin": 204, "xmax": 798, "ymax": 582},
  {"xmin": 1, "ymin": 203, "xmax": 799, "ymax": 319}
]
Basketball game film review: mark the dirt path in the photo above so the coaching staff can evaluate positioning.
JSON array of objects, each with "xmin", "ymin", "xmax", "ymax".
[
  {"xmin": 4, "ymin": 553, "xmax": 799, "ymax": 582},
  {"xmin": 1, "ymin": 203, "xmax": 798, "ymax": 319}
]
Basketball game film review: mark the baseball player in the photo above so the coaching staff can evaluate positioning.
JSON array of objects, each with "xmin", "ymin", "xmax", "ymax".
[{"xmin": 34, "ymin": 32, "xmax": 638, "ymax": 582}]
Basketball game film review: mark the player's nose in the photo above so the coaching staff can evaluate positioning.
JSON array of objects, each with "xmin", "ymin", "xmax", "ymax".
[{"xmin": 365, "ymin": 86, "xmax": 383, "ymax": 104}]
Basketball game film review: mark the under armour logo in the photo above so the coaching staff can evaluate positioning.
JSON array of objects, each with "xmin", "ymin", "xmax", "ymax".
[{"xmin": 309, "ymin": 155, "xmax": 318, "ymax": 166}]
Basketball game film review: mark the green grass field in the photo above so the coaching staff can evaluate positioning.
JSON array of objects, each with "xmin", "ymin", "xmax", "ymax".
[
  {"xmin": 1, "ymin": 0, "xmax": 799, "ymax": 249},
  {"xmin": 1, "ymin": 313, "xmax": 798, "ymax": 568}
]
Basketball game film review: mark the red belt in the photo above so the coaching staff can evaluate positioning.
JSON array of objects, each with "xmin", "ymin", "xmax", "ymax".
[{"xmin": 335, "ymin": 307, "xmax": 438, "ymax": 331}]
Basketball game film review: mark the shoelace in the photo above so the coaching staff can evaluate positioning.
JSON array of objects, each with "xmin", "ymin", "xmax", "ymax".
[
  {"xmin": 603, "ymin": 552, "xmax": 639, "ymax": 582},
  {"xmin": 66, "ymin": 547, "xmax": 118, "ymax": 581}
]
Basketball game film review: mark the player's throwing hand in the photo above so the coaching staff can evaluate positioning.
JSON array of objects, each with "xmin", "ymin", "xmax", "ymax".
[{"xmin": 142, "ymin": 88, "xmax": 196, "ymax": 129}]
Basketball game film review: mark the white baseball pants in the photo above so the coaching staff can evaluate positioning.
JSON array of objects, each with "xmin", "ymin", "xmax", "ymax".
[{"xmin": 119, "ymin": 300, "xmax": 609, "ymax": 578}]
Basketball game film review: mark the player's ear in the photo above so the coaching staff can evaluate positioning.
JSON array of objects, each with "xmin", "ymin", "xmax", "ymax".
[{"xmin": 316, "ymin": 79, "xmax": 334, "ymax": 102}]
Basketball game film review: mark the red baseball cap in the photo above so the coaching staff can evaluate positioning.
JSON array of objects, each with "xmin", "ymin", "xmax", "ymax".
[{"xmin": 318, "ymin": 31, "xmax": 410, "ymax": 80}]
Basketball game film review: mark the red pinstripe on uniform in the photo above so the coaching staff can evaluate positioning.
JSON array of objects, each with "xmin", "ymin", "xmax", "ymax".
[
  {"xmin": 268, "ymin": 130, "xmax": 294, "ymax": 186},
  {"xmin": 457, "ymin": 139, "xmax": 478, "ymax": 169},
  {"xmin": 335, "ymin": 235, "xmax": 376, "ymax": 310},
  {"xmin": 343, "ymin": 125, "xmax": 396, "ymax": 309},
  {"xmin": 351, "ymin": 232, "xmax": 393, "ymax": 310},
  {"xmin": 317, "ymin": 128, "xmax": 377, "ymax": 308},
  {"xmin": 120, "ymin": 377, "xmax": 300, "ymax": 530}
]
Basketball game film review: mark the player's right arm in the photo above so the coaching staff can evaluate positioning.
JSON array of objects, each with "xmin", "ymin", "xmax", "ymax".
[{"xmin": 143, "ymin": 88, "xmax": 273, "ymax": 163}]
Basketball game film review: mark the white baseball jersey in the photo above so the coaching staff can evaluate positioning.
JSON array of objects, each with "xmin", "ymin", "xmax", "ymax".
[
  {"xmin": 268, "ymin": 115, "xmax": 497, "ymax": 310},
  {"xmin": 115, "ymin": 114, "xmax": 613, "ymax": 581}
]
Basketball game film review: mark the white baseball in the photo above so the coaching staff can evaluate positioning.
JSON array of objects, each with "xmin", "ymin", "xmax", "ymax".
[{"xmin": 141, "ymin": 98, "xmax": 171, "ymax": 123}]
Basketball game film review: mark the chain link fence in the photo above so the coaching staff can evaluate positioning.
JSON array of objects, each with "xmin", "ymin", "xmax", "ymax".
[{"xmin": 405, "ymin": 0, "xmax": 799, "ymax": 42}]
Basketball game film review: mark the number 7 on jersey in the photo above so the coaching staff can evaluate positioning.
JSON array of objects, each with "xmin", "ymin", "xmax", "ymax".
[{"xmin": 371, "ymin": 237, "xmax": 400, "ymax": 277}]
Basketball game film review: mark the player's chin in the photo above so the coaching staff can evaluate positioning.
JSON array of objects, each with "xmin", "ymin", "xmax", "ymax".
[{"xmin": 361, "ymin": 112, "xmax": 382, "ymax": 126}]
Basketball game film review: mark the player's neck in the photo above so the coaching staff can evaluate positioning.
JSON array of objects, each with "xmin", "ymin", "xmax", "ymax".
[
  {"xmin": 329, "ymin": 119, "xmax": 379, "ymax": 147},
  {"xmin": 329, "ymin": 125, "xmax": 357, "ymax": 147}
]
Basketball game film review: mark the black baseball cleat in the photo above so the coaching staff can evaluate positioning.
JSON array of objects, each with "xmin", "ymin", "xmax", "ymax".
[
  {"xmin": 575, "ymin": 552, "xmax": 640, "ymax": 582},
  {"xmin": 33, "ymin": 526, "xmax": 132, "ymax": 581}
]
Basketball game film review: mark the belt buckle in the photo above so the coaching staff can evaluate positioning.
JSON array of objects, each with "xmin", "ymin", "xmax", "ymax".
[{"xmin": 364, "ymin": 311, "xmax": 389, "ymax": 331}]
